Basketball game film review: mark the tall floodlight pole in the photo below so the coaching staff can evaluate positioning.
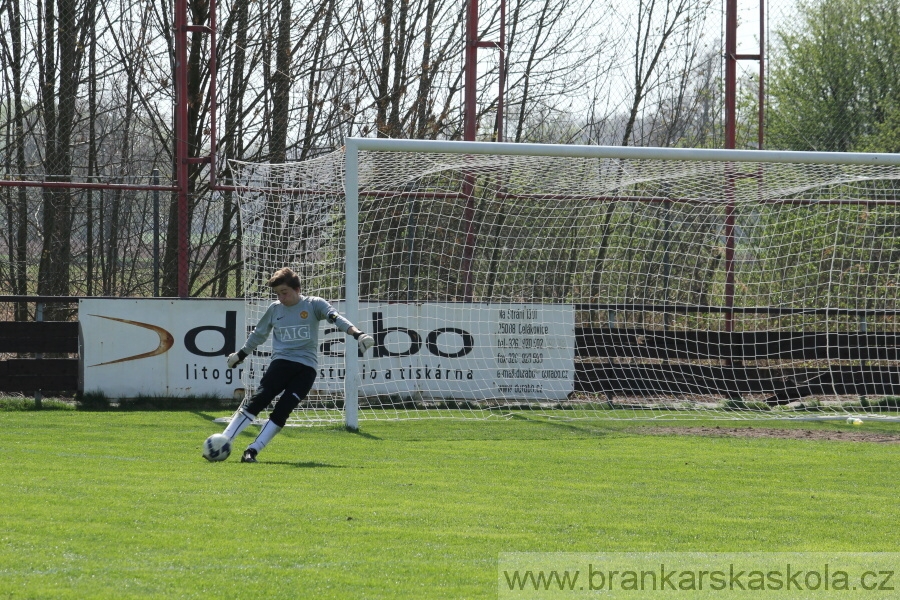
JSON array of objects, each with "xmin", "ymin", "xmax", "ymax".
[
  {"xmin": 723, "ymin": 1, "xmax": 767, "ymax": 334},
  {"xmin": 725, "ymin": 0, "xmax": 738, "ymax": 151},
  {"xmin": 464, "ymin": 0, "xmax": 479, "ymax": 142},
  {"xmin": 463, "ymin": 0, "xmax": 505, "ymax": 142},
  {"xmin": 461, "ymin": 0, "xmax": 505, "ymax": 301},
  {"xmin": 756, "ymin": 1, "xmax": 765, "ymax": 151},
  {"xmin": 725, "ymin": 0, "xmax": 766, "ymax": 149},
  {"xmin": 724, "ymin": 0, "xmax": 737, "ymax": 333},
  {"xmin": 174, "ymin": 0, "xmax": 190, "ymax": 297},
  {"xmin": 174, "ymin": 0, "xmax": 216, "ymax": 297}
]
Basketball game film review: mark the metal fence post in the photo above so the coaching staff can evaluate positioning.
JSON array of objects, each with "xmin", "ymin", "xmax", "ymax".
[
  {"xmin": 35, "ymin": 301, "xmax": 43, "ymax": 409},
  {"xmin": 153, "ymin": 169, "xmax": 160, "ymax": 297}
]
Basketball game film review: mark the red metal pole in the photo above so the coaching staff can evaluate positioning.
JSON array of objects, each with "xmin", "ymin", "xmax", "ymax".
[
  {"xmin": 464, "ymin": 0, "xmax": 505, "ymax": 142},
  {"xmin": 174, "ymin": 0, "xmax": 190, "ymax": 298},
  {"xmin": 460, "ymin": 0, "xmax": 505, "ymax": 300},
  {"xmin": 758, "ymin": 0, "xmax": 765, "ymax": 150},
  {"xmin": 725, "ymin": 0, "xmax": 737, "ymax": 150},
  {"xmin": 724, "ymin": 0, "xmax": 737, "ymax": 332},
  {"xmin": 460, "ymin": 0, "xmax": 480, "ymax": 301},
  {"xmin": 464, "ymin": 0, "xmax": 479, "ymax": 142},
  {"xmin": 496, "ymin": 0, "xmax": 505, "ymax": 142},
  {"xmin": 460, "ymin": 184, "xmax": 477, "ymax": 302},
  {"xmin": 209, "ymin": 0, "xmax": 218, "ymax": 189}
]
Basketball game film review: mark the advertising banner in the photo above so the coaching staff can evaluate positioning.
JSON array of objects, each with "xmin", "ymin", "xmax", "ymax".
[
  {"xmin": 79, "ymin": 299, "xmax": 245, "ymax": 398},
  {"xmin": 80, "ymin": 299, "xmax": 575, "ymax": 400},
  {"xmin": 310, "ymin": 302, "xmax": 575, "ymax": 401}
]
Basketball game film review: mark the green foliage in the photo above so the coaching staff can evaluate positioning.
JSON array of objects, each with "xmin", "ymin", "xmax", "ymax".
[
  {"xmin": 0, "ymin": 396, "xmax": 75, "ymax": 411},
  {"xmin": 859, "ymin": 101, "xmax": 900, "ymax": 153},
  {"xmin": 860, "ymin": 396, "xmax": 900, "ymax": 410},
  {"xmin": 767, "ymin": 0, "xmax": 900, "ymax": 151},
  {"xmin": 74, "ymin": 392, "xmax": 240, "ymax": 411},
  {"xmin": 1, "ymin": 412, "xmax": 899, "ymax": 598},
  {"xmin": 77, "ymin": 390, "xmax": 112, "ymax": 409}
]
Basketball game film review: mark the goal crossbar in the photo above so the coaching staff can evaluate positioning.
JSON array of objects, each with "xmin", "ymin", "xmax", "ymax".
[{"xmin": 345, "ymin": 138, "xmax": 900, "ymax": 167}]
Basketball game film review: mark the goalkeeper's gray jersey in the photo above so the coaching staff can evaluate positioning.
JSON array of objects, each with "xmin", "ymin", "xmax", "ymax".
[{"xmin": 240, "ymin": 295, "xmax": 353, "ymax": 369}]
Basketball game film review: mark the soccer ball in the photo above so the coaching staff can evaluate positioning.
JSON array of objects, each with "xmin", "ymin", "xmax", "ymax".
[{"xmin": 203, "ymin": 433, "xmax": 232, "ymax": 462}]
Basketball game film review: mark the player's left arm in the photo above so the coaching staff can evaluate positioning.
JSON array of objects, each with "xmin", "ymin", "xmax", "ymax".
[
  {"xmin": 345, "ymin": 324, "xmax": 374, "ymax": 351},
  {"xmin": 317, "ymin": 299, "xmax": 374, "ymax": 353}
]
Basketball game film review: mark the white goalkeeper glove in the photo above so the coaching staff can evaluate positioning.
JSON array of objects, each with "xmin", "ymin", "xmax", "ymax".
[
  {"xmin": 227, "ymin": 350, "xmax": 247, "ymax": 368},
  {"xmin": 355, "ymin": 332, "xmax": 375, "ymax": 354}
]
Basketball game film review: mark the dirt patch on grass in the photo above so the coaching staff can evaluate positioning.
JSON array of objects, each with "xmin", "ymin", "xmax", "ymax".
[{"xmin": 631, "ymin": 425, "xmax": 900, "ymax": 444}]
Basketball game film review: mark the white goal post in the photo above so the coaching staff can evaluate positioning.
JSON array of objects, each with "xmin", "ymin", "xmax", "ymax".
[{"xmin": 230, "ymin": 139, "xmax": 900, "ymax": 427}]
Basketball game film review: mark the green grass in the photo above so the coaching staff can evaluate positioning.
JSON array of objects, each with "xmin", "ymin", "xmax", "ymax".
[{"xmin": 1, "ymin": 411, "xmax": 900, "ymax": 599}]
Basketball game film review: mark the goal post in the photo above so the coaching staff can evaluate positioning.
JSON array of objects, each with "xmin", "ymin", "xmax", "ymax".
[
  {"xmin": 230, "ymin": 139, "xmax": 900, "ymax": 425},
  {"xmin": 344, "ymin": 142, "xmax": 360, "ymax": 430}
]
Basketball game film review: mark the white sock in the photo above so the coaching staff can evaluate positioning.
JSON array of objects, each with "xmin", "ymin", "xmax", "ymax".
[
  {"xmin": 248, "ymin": 420, "xmax": 282, "ymax": 454},
  {"xmin": 222, "ymin": 408, "xmax": 256, "ymax": 441}
]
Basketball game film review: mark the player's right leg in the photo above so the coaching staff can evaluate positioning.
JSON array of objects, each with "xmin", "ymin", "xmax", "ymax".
[
  {"xmin": 221, "ymin": 407, "xmax": 255, "ymax": 440},
  {"xmin": 221, "ymin": 359, "xmax": 295, "ymax": 441}
]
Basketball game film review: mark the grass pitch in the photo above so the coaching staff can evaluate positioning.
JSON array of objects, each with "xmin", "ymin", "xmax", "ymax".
[{"xmin": 2, "ymin": 408, "xmax": 900, "ymax": 599}]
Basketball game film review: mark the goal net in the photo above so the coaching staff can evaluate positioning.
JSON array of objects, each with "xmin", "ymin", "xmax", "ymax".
[{"xmin": 230, "ymin": 140, "xmax": 900, "ymax": 425}]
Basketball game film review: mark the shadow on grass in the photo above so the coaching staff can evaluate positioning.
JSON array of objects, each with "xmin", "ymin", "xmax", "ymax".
[
  {"xmin": 192, "ymin": 410, "xmax": 231, "ymax": 423},
  {"xmin": 508, "ymin": 412, "xmax": 615, "ymax": 438},
  {"xmin": 248, "ymin": 460, "xmax": 347, "ymax": 468},
  {"xmin": 346, "ymin": 427, "xmax": 381, "ymax": 440}
]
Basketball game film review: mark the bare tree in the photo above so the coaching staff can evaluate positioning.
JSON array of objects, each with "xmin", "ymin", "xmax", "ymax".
[
  {"xmin": 37, "ymin": 0, "xmax": 96, "ymax": 311},
  {"xmin": 1, "ymin": 0, "xmax": 30, "ymax": 317},
  {"xmin": 619, "ymin": 0, "xmax": 714, "ymax": 147},
  {"xmin": 0, "ymin": 0, "xmax": 743, "ymax": 302}
]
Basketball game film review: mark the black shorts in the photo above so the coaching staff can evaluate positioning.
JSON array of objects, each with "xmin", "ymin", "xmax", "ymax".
[{"xmin": 245, "ymin": 359, "xmax": 317, "ymax": 426}]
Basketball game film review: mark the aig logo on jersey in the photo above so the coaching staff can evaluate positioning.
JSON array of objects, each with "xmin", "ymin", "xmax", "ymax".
[{"xmin": 276, "ymin": 325, "xmax": 310, "ymax": 342}]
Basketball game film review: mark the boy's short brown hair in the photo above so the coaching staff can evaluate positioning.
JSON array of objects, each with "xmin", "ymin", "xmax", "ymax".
[{"xmin": 268, "ymin": 267, "xmax": 301, "ymax": 290}]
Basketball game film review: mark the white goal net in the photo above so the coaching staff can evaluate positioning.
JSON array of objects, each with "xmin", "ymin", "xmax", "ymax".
[{"xmin": 230, "ymin": 139, "xmax": 900, "ymax": 425}]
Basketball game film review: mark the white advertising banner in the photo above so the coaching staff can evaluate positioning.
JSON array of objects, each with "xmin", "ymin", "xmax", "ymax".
[
  {"xmin": 80, "ymin": 299, "xmax": 575, "ymax": 401},
  {"xmin": 79, "ymin": 299, "xmax": 246, "ymax": 398},
  {"xmin": 309, "ymin": 302, "xmax": 575, "ymax": 401}
]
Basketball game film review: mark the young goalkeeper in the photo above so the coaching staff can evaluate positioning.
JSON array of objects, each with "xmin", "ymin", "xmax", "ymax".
[{"xmin": 219, "ymin": 267, "xmax": 374, "ymax": 462}]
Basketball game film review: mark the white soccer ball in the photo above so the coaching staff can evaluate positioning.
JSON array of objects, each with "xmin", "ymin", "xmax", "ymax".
[{"xmin": 203, "ymin": 433, "xmax": 232, "ymax": 462}]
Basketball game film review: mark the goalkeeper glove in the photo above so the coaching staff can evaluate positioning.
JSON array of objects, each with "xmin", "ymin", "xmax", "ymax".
[
  {"xmin": 354, "ymin": 332, "xmax": 375, "ymax": 353},
  {"xmin": 227, "ymin": 349, "xmax": 247, "ymax": 368}
]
